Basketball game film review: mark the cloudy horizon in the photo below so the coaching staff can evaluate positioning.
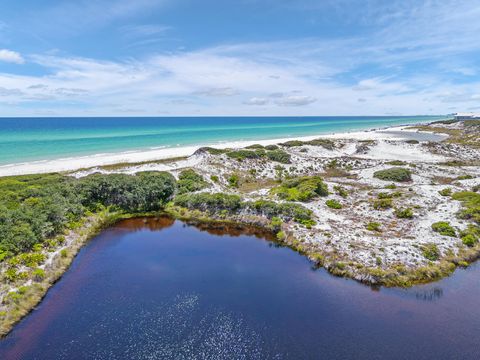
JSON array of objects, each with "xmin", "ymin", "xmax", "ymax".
[{"xmin": 1, "ymin": 0, "xmax": 479, "ymax": 117}]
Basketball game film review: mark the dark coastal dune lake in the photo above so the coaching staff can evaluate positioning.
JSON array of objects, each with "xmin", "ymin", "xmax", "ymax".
[{"xmin": 1, "ymin": 217, "xmax": 479, "ymax": 359}]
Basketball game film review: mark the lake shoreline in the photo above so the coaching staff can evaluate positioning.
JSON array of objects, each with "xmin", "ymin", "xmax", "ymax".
[
  {"xmin": 1, "ymin": 118, "xmax": 479, "ymax": 338},
  {"xmin": 1, "ymin": 203, "xmax": 480, "ymax": 338}
]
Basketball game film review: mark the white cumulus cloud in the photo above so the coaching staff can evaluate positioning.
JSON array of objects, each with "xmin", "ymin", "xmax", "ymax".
[
  {"xmin": 276, "ymin": 95, "xmax": 317, "ymax": 107},
  {"xmin": 244, "ymin": 97, "xmax": 269, "ymax": 105},
  {"xmin": 0, "ymin": 49, "xmax": 25, "ymax": 64}
]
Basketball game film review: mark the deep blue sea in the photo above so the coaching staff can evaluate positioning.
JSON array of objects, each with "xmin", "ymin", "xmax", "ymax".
[{"xmin": 1, "ymin": 116, "xmax": 448, "ymax": 166}]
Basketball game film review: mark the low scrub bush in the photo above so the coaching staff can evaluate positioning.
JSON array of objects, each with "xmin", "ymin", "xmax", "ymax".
[
  {"xmin": 305, "ymin": 138, "xmax": 335, "ymax": 150},
  {"xmin": 366, "ymin": 222, "xmax": 381, "ymax": 232},
  {"xmin": 247, "ymin": 200, "xmax": 314, "ymax": 224},
  {"xmin": 226, "ymin": 149, "xmax": 263, "ymax": 161},
  {"xmin": 373, "ymin": 167, "xmax": 412, "ymax": 182},
  {"xmin": 197, "ymin": 147, "xmax": 226, "ymax": 155},
  {"xmin": 270, "ymin": 217, "xmax": 283, "ymax": 231},
  {"xmin": 227, "ymin": 174, "xmax": 239, "ymax": 188},
  {"xmin": 32, "ymin": 268, "xmax": 46, "ymax": 281},
  {"xmin": 386, "ymin": 160, "xmax": 406, "ymax": 166},
  {"xmin": 333, "ymin": 185, "xmax": 348, "ymax": 198},
  {"xmin": 373, "ymin": 198, "xmax": 393, "ymax": 210},
  {"xmin": 422, "ymin": 243, "xmax": 440, "ymax": 261},
  {"xmin": 451, "ymin": 191, "xmax": 480, "ymax": 224},
  {"xmin": 173, "ymin": 193, "xmax": 315, "ymax": 226},
  {"xmin": 439, "ymin": 188, "xmax": 452, "ymax": 196},
  {"xmin": 266, "ymin": 149, "xmax": 291, "ymax": 164},
  {"xmin": 431, "ymin": 221, "xmax": 456, "ymax": 237},
  {"xmin": 377, "ymin": 191, "xmax": 401, "ymax": 199},
  {"xmin": 459, "ymin": 225, "xmax": 480, "ymax": 247},
  {"xmin": 395, "ymin": 207, "xmax": 414, "ymax": 219},
  {"xmin": 245, "ymin": 144, "xmax": 264, "ymax": 149},
  {"xmin": 280, "ymin": 140, "xmax": 304, "ymax": 147},
  {"xmin": 174, "ymin": 192, "xmax": 242, "ymax": 213},
  {"xmin": 177, "ymin": 169, "xmax": 208, "ymax": 194},
  {"xmin": 279, "ymin": 138, "xmax": 335, "ymax": 150},
  {"xmin": 325, "ymin": 199, "xmax": 342, "ymax": 209},
  {"xmin": 271, "ymin": 176, "xmax": 328, "ymax": 202},
  {"xmin": 265, "ymin": 144, "xmax": 279, "ymax": 150},
  {"xmin": 462, "ymin": 234, "xmax": 477, "ymax": 247}
]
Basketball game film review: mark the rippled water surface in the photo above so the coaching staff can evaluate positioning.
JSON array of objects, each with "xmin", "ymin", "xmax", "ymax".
[
  {"xmin": 1, "ymin": 217, "xmax": 479, "ymax": 359},
  {"xmin": 0, "ymin": 116, "xmax": 447, "ymax": 165}
]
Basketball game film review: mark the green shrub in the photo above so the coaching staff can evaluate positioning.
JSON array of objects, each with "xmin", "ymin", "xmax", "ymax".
[
  {"xmin": 373, "ymin": 198, "xmax": 393, "ymax": 210},
  {"xmin": 459, "ymin": 225, "xmax": 480, "ymax": 247},
  {"xmin": 270, "ymin": 217, "xmax": 283, "ymax": 231},
  {"xmin": 271, "ymin": 176, "xmax": 328, "ymax": 202},
  {"xmin": 60, "ymin": 249, "xmax": 68, "ymax": 258},
  {"xmin": 451, "ymin": 191, "xmax": 480, "ymax": 224},
  {"xmin": 279, "ymin": 138, "xmax": 335, "ymax": 150},
  {"xmin": 265, "ymin": 144, "xmax": 279, "ymax": 150},
  {"xmin": 266, "ymin": 149, "xmax": 291, "ymax": 164},
  {"xmin": 366, "ymin": 222, "xmax": 381, "ymax": 232},
  {"xmin": 210, "ymin": 175, "xmax": 219, "ymax": 183},
  {"xmin": 174, "ymin": 192, "xmax": 242, "ymax": 213},
  {"xmin": 32, "ymin": 268, "xmax": 46, "ymax": 281},
  {"xmin": 439, "ymin": 188, "xmax": 452, "ymax": 196},
  {"xmin": 247, "ymin": 200, "xmax": 314, "ymax": 224},
  {"xmin": 280, "ymin": 140, "xmax": 304, "ymax": 147},
  {"xmin": 245, "ymin": 144, "xmax": 264, "ymax": 149},
  {"xmin": 197, "ymin": 147, "xmax": 226, "ymax": 155},
  {"xmin": 4, "ymin": 268, "xmax": 19, "ymax": 282},
  {"xmin": 422, "ymin": 243, "xmax": 440, "ymax": 261},
  {"xmin": 333, "ymin": 185, "xmax": 348, "ymax": 198},
  {"xmin": 177, "ymin": 169, "xmax": 208, "ymax": 194},
  {"xmin": 305, "ymin": 138, "xmax": 335, "ymax": 150},
  {"xmin": 19, "ymin": 252, "xmax": 46, "ymax": 267},
  {"xmin": 276, "ymin": 231, "xmax": 286, "ymax": 241},
  {"xmin": 227, "ymin": 174, "xmax": 239, "ymax": 188},
  {"xmin": 326, "ymin": 199, "xmax": 342, "ymax": 209},
  {"xmin": 386, "ymin": 160, "xmax": 406, "ymax": 166},
  {"xmin": 384, "ymin": 183, "xmax": 397, "ymax": 189},
  {"xmin": 226, "ymin": 149, "xmax": 263, "ymax": 161},
  {"xmin": 373, "ymin": 167, "xmax": 412, "ymax": 182},
  {"xmin": 431, "ymin": 221, "xmax": 456, "ymax": 237},
  {"xmin": 461, "ymin": 234, "xmax": 477, "ymax": 247},
  {"xmin": 457, "ymin": 175, "xmax": 473, "ymax": 180},
  {"xmin": 377, "ymin": 191, "xmax": 401, "ymax": 199},
  {"xmin": 395, "ymin": 207, "xmax": 414, "ymax": 219}
]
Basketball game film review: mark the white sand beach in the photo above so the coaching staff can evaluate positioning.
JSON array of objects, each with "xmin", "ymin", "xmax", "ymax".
[{"xmin": 0, "ymin": 125, "xmax": 446, "ymax": 177}]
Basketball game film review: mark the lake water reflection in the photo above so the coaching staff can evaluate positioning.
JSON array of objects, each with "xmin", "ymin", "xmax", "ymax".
[{"xmin": 0, "ymin": 217, "xmax": 479, "ymax": 359}]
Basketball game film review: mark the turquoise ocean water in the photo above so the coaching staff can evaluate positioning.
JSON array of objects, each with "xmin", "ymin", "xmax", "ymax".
[{"xmin": 1, "ymin": 116, "xmax": 448, "ymax": 166}]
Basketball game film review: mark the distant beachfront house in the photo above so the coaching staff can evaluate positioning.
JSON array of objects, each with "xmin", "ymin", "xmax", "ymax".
[{"xmin": 453, "ymin": 112, "xmax": 480, "ymax": 120}]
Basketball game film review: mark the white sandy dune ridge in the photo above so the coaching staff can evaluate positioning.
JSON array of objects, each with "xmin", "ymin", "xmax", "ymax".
[{"xmin": 1, "ymin": 125, "xmax": 447, "ymax": 177}]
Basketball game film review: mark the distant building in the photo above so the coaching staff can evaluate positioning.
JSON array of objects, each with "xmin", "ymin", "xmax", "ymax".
[{"xmin": 453, "ymin": 112, "xmax": 480, "ymax": 120}]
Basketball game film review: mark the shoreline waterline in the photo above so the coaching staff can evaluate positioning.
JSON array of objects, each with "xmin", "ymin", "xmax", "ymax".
[
  {"xmin": 1, "ymin": 215, "xmax": 479, "ymax": 359},
  {"xmin": 0, "ymin": 118, "xmax": 448, "ymax": 176}
]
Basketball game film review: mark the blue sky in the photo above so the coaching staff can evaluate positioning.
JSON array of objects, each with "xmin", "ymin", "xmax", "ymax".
[{"xmin": 0, "ymin": 0, "xmax": 479, "ymax": 116}]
